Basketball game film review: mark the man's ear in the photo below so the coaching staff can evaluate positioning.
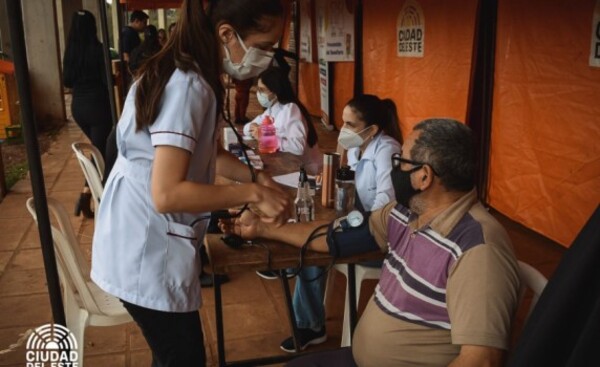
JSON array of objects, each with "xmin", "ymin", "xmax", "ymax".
[
  {"xmin": 217, "ymin": 23, "xmax": 235, "ymax": 44},
  {"xmin": 417, "ymin": 165, "xmax": 434, "ymax": 190}
]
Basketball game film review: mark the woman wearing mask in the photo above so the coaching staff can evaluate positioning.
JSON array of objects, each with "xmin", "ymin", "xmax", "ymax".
[
  {"xmin": 243, "ymin": 67, "xmax": 322, "ymax": 175},
  {"xmin": 63, "ymin": 10, "xmax": 113, "ymax": 218},
  {"xmin": 91, "ymin": 1, "xmax": 289, "ymax": 366},
  {"xmin": 277, "ymin": 94, "xmax": 402, "ymax": 353}
]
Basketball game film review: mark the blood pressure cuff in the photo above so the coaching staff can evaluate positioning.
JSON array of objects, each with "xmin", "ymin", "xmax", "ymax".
[{"xmin": 326, "ymin": 216, "xmax": 380, "ymax": 258}]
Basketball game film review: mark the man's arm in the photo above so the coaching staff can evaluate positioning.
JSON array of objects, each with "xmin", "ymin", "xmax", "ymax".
[
  {"xmin": 221, "ymin": 210, "xmax": 330, "ymax": 252},
  {"xmin": 448, "ymin": 345, "xmax": 505, "ymax": 367}
]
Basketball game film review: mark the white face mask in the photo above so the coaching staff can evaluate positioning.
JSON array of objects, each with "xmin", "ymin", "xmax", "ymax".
[
  {"xmin": 257, "ymin": 91, "xmax": 275, "ymax": 108},
  {"xmin": 337, "ymin": 126, "xmax": 373, "ymax": 150},
  {"xmin": 223, "ymin": 32, "xmax": 274, "ymax": 80}
]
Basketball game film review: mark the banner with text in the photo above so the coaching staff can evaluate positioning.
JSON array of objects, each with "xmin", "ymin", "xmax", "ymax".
[{"xmin": 397, "ymin": 0, "xmax": 425, "ymax": 58}]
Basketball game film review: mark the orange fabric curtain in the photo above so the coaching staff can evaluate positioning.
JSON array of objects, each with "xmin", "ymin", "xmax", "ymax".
[{"xmin": 488, "ymin": 0, "xmax": 600, "ymax": 247}]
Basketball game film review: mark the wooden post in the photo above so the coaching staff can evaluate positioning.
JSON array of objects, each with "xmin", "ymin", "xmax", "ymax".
[{"xmin": 0, "ymin": 141, "xmax": 6, "ymax": 200}]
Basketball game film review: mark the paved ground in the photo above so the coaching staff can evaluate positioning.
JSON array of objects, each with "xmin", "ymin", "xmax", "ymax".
[{"xmin": 0, "ymin": 88, "xmax": 566, "ymax": 366}]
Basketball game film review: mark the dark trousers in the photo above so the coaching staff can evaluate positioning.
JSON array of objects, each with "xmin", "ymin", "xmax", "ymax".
[
  {"xmin": 71, "ymin": 92, "xmax": 112, "ymax": 158},
  {"xmin": 121, "ymin": 300, "xmax": 206, "ymax": 367},
  {"xmin": 103, "ymin": 127, "xmax": 118, "ymax": 185}
]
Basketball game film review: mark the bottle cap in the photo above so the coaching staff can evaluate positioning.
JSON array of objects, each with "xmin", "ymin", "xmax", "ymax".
[
  {"xmin": 299, "ymin": 165, "xmax": 308, "ymax": 183},
  {"xmin": 262, "ymin": 115, "xmax": 273, "ymax": 124},
  {"xmin": 336, "ymin": 165, "xmax": 354, "ymax": 181}
]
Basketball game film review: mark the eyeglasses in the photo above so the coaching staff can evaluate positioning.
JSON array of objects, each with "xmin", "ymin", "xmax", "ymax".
[{"xmin": 391, "ymin": 153, "xmax": 438, "ymax": 175}]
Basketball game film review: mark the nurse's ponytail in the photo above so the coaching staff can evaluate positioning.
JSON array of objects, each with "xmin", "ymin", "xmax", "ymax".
[{"xmin": 346, "ymin": 95, "xmax": 403, "ymax": 144}]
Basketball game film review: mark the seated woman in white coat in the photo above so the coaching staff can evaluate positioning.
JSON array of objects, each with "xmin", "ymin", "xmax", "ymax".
[
  {"xmin": 275, "ymin": 94, "xmax": 403, "ymax": 353},
  {"xmin": 243, "ymin": 67, "xmax": 322, "ymax": 175}
]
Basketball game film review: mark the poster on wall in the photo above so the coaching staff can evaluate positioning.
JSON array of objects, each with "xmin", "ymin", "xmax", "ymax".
[
  {"xmin": 590, "ymin": 0, "xmax": 600, "ymax": 67},
  {"xmin": 299, "ymin": 0, "xmax": 313, "ymax": 62},
  {"xmin": 397, "ymin": 0, "xmax": 425, "ymax": 58},
  {"xmin": 316, "ymin": 0, "xmax": 354, "ymax": 62},
  {"xmin": 318, "ymin": 59, "xmax": 332, "ymax": 127}
]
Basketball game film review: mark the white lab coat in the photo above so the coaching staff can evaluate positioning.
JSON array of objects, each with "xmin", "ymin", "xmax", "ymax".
[
  {"xmin": 347, "ymin": 132, "xmax": 401, "ymax": 211},
  {"xmin": 91, "ymin": 69, "xmax": 218, "ymax": 312},
  {"xmin": 243, "ymin": 101, "xmax": 323, "ymax": 175}
]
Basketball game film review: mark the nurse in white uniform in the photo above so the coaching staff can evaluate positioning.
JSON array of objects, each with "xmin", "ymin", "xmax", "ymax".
[
  {"xmin": 243, "ymin": 67, "xmax": 322, "ymax": 175},
  {"xmin": 277, "ymin": 94, "xmax": 403, "ymax": 353},
  {"xmin": 91, "ymin": 1, "xmax": 289, "ymax": 366}
]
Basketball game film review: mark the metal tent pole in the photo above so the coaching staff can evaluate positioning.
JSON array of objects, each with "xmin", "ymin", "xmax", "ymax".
[
  {"xmin": 97, "ymin": 0, "xmax": 118, "ymax": 126},
  {"xmin": 4, "ymin": 0, "xmax": 66, "ymax": 326}
]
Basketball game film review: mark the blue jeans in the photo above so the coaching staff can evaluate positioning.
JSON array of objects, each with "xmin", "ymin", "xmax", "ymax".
[
  {"xmin": 292, "ymin": 259, "xmax": 384, "ymax": 330},
  {"xmin": 292, "ymin": 266, "xmax": 326, "ymax": 329}
]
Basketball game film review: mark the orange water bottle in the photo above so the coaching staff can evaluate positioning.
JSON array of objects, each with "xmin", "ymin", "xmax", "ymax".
[{"xmin": 258, "ymin": 115, "xmax": 278, "ymax": 154}]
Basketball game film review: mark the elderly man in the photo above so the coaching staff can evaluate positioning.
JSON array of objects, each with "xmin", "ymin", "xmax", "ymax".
[{"xmin": 223, "ymin": 118, "xmax": 520, "ymax": 366}]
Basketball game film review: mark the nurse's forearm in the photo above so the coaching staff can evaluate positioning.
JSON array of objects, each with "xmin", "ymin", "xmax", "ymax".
[
  {"xmin": 153, "ymin": 181, "xmax": 262, "ymax": 214},
  {"xmin": 216, "ymin": 147, "xmax": 256, "ymax": 183}
]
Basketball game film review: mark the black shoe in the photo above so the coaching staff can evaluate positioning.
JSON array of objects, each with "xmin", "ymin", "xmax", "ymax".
[
  {"xmin": 255, "ymin": 270, "xmax": 279, "ymax": 280},
  {"xmin": 74, "ymin": 192, "xmax": 94, "ymax": 219},
  {"xmin": 200, "ymin": 272, "xmax": 229, "ymax": 288},
  {"xmin": 255, "ymin": 270, "xmax": 295, "ymax": 280},
  {"xmin": 280, "ymin": 327, "xmax": 327, "ymax": 353}
]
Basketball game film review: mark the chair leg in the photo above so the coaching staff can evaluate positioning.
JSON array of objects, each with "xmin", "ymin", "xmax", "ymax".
[
  {"xmin": 66, "ymin": 307, "xmax": 89, "ymax": 367},
  {"xmin": 340, "ymin": 267, "xmax": 366, "ymax": 347},
  {"xmin": 323, "ymin": 269, "xmax": 336, "ymax": 313}
]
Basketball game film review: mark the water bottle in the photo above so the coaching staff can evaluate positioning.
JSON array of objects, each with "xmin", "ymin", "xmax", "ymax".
[
  {"xmin": 335, "ymin": 165, "xmax": 356, "ymax": 217},
  {"xmin": 258, "ymin": 115, "xmax": 278, "ymax": 154},
  {"xmin": 295, "ymin": 166, "xmax": 315, "ymax": 222}
]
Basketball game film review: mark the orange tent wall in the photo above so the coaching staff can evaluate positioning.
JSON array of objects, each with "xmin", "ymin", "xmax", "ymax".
[
  {"xmin": 488, "ymin": 0, "xmax": 600, "ymax": 248},
  {"xmin": 362, "ymin": 0, "xmax": 478, "ymax": 138},
  {"xmin": 298, "ymin": 0, "xmax": 478, "ymax": 131}
]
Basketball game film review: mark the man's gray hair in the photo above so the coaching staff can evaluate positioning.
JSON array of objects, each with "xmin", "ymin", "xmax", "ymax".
[{"xmin": 411, "ymin": 118, "xmax": 475, "ymax": 192}]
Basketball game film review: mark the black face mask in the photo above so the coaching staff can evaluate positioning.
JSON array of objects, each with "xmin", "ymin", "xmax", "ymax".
[{"xmin": 391, "ymin": 166, "xmax": 423, "ymax": 208}]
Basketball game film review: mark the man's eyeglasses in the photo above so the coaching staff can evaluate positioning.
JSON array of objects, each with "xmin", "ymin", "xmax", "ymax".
[{"xmin": 391, "ymin": 153, "xmax": 438, "ymax": 175}]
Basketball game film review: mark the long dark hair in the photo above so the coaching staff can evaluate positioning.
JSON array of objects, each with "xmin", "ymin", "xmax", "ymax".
[
  {"xmin": 135, "ymin": 0, "xmax": 284, "ymax": 131},
  {"xmin": 346, "ymin": 94, "xmax": 403, "ymax": 144},
  {"xmin": 258, "ymin": 67, "xmax": 318, "ymax": 147},
  {"xmin": 63, "ymin": 10, "xmax": 102, "ymax": 88},
  {"xmin": 135, "ymin": 0, "xmax": 221, "ymax": 130}
]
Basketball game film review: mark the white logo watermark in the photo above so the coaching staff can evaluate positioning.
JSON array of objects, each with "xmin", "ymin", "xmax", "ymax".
[{"xmin": 25, "ymin": 324, "xmax": 78, "ymax": 367}]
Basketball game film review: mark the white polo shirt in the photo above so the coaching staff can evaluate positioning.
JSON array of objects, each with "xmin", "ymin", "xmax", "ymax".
[{"xmin": 91, "ymin": 68, "xmax": 217, "ymax": 312}]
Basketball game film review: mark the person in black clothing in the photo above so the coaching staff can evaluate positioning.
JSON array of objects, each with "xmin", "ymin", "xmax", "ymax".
[
  {"xmin": 63, "ymin": 10, "xmax": 113, "ymax": 218},
  {"xmin": 129, "ymin": 25, "xmax": 161, "ymax": 76},
  {"xmin": 120, "ymin": 10, "xmax": 148, "ymax": 86}
]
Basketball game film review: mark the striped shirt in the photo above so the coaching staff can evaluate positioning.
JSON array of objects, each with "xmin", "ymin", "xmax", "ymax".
[{"xmin": 375, "ymin": 203, "xmax": 484, "ymax": 329}]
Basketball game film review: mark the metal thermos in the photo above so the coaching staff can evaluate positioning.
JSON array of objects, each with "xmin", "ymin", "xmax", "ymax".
[{"xmin": 335, "ymin": 165, "xmax": 355, "ymax": 217}]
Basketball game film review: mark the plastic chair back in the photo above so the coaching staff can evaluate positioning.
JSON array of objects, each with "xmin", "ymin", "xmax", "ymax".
[
  {"xmin": 517, "ymin": 260, "xmax": 548, "ymax": 320},
  {"xmin": 71, "ymin": 142, "xmax": 104, "ymax": 211}
]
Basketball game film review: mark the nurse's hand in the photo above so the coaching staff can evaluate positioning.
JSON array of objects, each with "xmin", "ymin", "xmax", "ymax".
[
  {"xmin": 252, "ymin": 183, "xmax": 291, "ymax": 226},
  {"xmin": 249, "ymin": 123, "xmax": 260, "ymax": 140}
]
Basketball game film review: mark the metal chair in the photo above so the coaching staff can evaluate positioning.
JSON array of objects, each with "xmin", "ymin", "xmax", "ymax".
[
  {"xmin": 71, "ymin": 142, "xmax": 104, "ymax": 215},
  {"xmin": 26, "ymin": 197, "xmax": 132, "ymax": 366}
]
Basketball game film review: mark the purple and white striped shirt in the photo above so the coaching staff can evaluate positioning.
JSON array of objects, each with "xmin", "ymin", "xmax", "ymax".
[{"xmin": 374, "ymin": 204, "xmax": 485, "ymax": 329}]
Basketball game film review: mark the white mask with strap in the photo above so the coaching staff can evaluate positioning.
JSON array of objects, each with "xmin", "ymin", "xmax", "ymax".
[{"xmin": 223, "ymin": 32, "xmax": 274, "ymax": 80}]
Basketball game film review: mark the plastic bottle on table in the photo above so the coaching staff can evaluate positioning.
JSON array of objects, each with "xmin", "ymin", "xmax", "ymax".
[
  {"xmin": 295, "ymin": 166, "xmax": 315, "ymax": 222},
  {"xmin": 258, "ymin": 115, "xmax": 278, "ymax": 154}
]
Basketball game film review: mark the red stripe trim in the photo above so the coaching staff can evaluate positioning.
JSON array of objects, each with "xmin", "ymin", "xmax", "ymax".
[{"xmin": 151, "ymin": 131, "xmax": 197, "ymax": 143}]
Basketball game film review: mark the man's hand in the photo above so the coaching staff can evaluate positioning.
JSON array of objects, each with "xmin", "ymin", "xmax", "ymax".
[
  {"xmin": 219, "ymin": 209, "xmax": 264, "ymax": 240},
  {"xmin": 448, "ymin": 345, "xmax": 505, "ymax": 367}
]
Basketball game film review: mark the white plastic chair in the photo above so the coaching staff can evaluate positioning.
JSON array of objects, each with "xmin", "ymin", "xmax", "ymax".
[
  {"xmin": 71, "ymin": 142, "xmax": 105, "ymax": 214},
  {"xmin": 325, "ymin": 263, "xmax": 381, "ymax": 347},
  {"xmin": 517, "ymin": 260, "xmax": 548, "ymax": 321},
  {"xmin": 26, "ymin": 198, "xmax": 132, "ymax": 367}
]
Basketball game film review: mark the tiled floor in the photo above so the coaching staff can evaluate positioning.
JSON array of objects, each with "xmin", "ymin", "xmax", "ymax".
[{"xmin": 0, "ymin": 87, "xmax": 566, "ymax": 366}]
